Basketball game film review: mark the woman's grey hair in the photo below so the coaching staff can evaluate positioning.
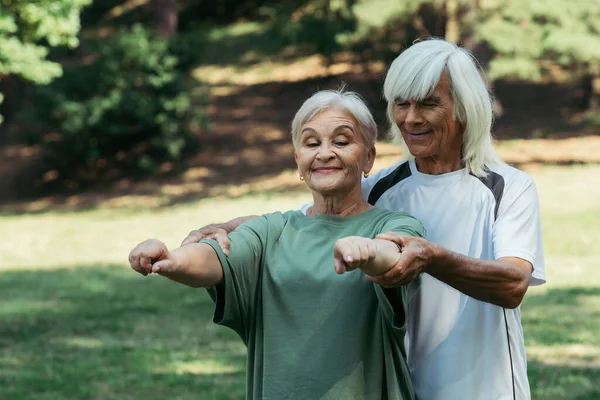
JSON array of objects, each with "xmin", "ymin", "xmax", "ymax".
[
  {"xmin": 383, "ymin": 38, "xmax": 502, "ymax": 177},
  {"xmin": 291, "ymin": 87, "xmax": 377, "ymax": 148}
]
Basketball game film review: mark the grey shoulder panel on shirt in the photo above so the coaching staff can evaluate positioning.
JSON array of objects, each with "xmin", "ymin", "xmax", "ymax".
[
  {"xmin": 473, "ymin": 168, "xmax": 505, "ymax": 220},
  {"xmin": 367, "ymin": 161, "xmax": 411, "ymax": 205}
]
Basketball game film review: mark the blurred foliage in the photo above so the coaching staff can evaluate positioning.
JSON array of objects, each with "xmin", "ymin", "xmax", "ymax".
[
  {"xmin": 19, "ymin": 24, "xmax": 206, "ymax": 186},
  {"xmin": 171, "ymin": 0, "xmax": 358, "ymax": 69},
  {"xmin": 474, "ymin": 0, "xmax": 600, "ymax": 81},
  {"xmin": 2, "ymin": 0, "xmax": 600, "ymax": 195},
  {"xmin": 344, "ymin": 0, "xmax": 600, "ymax": 109},
  {"xmin": 0, "ymin": 0, "xmax": 91, "ymax": 124}
]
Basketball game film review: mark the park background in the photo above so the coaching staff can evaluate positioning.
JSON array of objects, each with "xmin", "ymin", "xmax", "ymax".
[{"xmin": 0, "ymin": 0, "xmax": 599, "ymax": 399}]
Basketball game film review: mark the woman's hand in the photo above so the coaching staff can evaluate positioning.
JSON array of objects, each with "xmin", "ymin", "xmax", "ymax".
[
  {"xmin": 334, "ymin": 236, "xmax": 377, "ymax": 274},
  {"xmin": 128, "ymin": 239, "xmax": 178, "ymax": 276},
  {"xmin": 367, "ymin": 233, "xmax": 436, "ymax": 288}
]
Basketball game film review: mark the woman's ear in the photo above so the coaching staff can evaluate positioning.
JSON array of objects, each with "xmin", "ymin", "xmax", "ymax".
[
  {"xmin": 294, "ymin": 152, "xmax": 302, "ymax": 177},
  {"xmin": 364, "ymin": 146, "xmax": 376, "ymax": 176}
]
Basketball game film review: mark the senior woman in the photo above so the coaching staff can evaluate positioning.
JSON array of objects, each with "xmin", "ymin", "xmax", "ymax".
[
  {"xmin": 129, "ymin": 89, "xmax": 425, "ymax": 400},
  {"xmin": 183, "ymin": 38, "xmax": 546, "ymax": 400}
]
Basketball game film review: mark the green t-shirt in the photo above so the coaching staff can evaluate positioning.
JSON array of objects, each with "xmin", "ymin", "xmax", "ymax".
[{"xmin": 201, "ymin": 207, "xmax": 425, "ymax": 400}]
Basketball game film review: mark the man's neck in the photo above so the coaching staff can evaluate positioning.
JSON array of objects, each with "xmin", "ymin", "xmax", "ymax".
[{"xmin": 415, "ymin": 155, "xmax": 462, "ymax": 175}]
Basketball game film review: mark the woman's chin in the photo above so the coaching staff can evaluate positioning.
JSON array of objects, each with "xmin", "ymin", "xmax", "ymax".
[{"xmin": 308, "ymin": 181, "xmax": 357, "ymax": 197}]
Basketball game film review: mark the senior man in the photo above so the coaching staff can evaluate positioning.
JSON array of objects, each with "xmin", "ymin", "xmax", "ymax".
[{"xmin": 183, "ymin": 38, "xmax": 545, "ymax": 400}]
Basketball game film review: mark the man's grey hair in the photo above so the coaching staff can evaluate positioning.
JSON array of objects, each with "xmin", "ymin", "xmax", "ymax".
[
  {"xmin": 291, "ymin": 87, "xmax": 377, "ymax": 148},
  {"xmin": 383, "ymin": 38, "xmax": 502, "ymax": 177}
]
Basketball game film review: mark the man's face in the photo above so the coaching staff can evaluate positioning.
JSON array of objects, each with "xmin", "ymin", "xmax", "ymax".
[{"xmin": 392, "ymin": 72, "xmax": 463, "ymax": 167}]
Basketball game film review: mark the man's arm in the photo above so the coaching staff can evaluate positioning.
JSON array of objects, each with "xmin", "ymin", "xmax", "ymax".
[
  {"xmin": 181, "ymin": 215, "xmax": 259, "ymax": 252},
  {"xmin": 369, "ymin": 234, "xmax": 532, "ymax": 309}
]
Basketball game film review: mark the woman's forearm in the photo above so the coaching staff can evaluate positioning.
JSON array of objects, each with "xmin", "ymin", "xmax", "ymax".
[
  {"xmin": 361, "ymin": 239, "xmax": 401, "ymax": 277},
  {"xmin": 160, "ymin": 243, "xmax": 224, "ymax": 288}
]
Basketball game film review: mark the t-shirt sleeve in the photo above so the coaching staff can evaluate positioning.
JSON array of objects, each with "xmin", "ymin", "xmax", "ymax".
[
  {"xmin": 493, "ymin": 176, "xmax": 546, "ymax": 286},
  {"xmin": 379, "ymin": 212, "xmax": 427, "ymax": 238},
  {"xmin": 202, "ymin": 215, "xmax": 272, "ymax": 343},
  {"xmin": 372, "ymin": 212, "xmax": 426, "ymax": 338},
  {"xmin": 361, "ymin": 161, "xmax": 405, "ymax": 202}
]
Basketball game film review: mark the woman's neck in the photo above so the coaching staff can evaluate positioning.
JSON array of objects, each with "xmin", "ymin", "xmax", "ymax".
[{"xmin": 307, "ymin": 187, "xmax": 372, "ymax": 217}]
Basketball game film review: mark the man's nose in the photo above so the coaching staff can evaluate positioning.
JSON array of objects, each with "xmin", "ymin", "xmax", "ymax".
[{"xmin": 405, "ymin": 104, "xmax": 424, "ymax": 125}]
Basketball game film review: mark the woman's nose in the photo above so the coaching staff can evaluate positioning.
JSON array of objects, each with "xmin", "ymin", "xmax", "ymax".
[{"xmin": 316, "ymin": 143, "xmax": 335, "ymax": 160}]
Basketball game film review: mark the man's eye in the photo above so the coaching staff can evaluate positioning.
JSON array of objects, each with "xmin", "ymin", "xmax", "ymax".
[
  {"xmin": 422, "ymin": 102, "xmax": 437, "ymax": 108},
  {"xmin": 395, "ymin": 100, "xmax": 409, "ymax": 107}
]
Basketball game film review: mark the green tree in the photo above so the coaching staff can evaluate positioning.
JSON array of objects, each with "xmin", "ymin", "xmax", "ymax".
[
  {"xmin": 0, "ymin": 0, "xmax": 91, "ymax": 123},
  {"xmin": 475, "ymin": 0, "xmax": 600, "ymax": 110},
  {"xmin": 22, "ymin": 24, "xmax": 205, "ymax": 185},
  {"xmin": 366, "ymin": 0, "xmax": 600, "ymax": 110}
]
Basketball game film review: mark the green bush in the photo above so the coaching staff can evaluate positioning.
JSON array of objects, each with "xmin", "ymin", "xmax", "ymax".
[{"xmin": 21, "ymin": 24, "xmax": 206, "ymax": 184}]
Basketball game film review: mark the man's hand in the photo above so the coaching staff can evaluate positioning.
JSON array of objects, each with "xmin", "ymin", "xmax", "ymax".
[
  {"xmin": 368, "ymin": 232, "xmax": 437, "ymax": 288},
  {"xmin": 128, "ymin": 239, "xmax": 178, "ymax": 276},
  {"xmin": 181, "ymin": 225, "xmax": 231, "ymax": 255},
  {"xmin": 334, "ymin": 236, "xmax": 377, "ymax": 274}
]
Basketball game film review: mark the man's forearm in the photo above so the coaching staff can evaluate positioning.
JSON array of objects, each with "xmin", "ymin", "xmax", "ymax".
[
  {"xmin": 426, "ymin": 246, "xmax": 532, "ymax": 309},
  {"xmin": 216, "ymin": 215, "xmax": 259, "ymax": 233}
]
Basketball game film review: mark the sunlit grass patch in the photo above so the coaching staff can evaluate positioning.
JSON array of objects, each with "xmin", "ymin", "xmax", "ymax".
[{"xmin": 1, "ymin": 164, "xmax": 599, "ymax": 399}]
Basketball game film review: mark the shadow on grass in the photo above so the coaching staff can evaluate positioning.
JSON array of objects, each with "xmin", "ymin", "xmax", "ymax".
[
  {"xmin": 2, "ymin": 267, "xmax": 599, "ymax": 399},
  {"xmin": 528, "ymin": 359, "xmax": 600, "ymax": 400},
  {"xmin": 0, "ymin": 265, "xmax": 246, "ymax": 400},
  {"xmin": 522, "ymin": 287, "xmax": 600, "ymax": 400}
]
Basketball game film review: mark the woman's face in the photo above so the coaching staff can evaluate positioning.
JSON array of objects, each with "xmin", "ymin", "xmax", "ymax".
[{"xmin": 294, "ymin": 108, "xmax": 374, "ymax": 196}]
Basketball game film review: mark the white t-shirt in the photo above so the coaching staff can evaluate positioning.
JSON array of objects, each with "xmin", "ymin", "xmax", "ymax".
[{"xmin": 302, "ymin": 158, "xmax": 545, "ymax": 400}]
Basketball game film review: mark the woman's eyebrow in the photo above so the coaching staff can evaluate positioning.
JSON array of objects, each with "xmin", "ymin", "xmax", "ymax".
[
  {"xmin": 301, "ymin": 127, "xmax": 317, "ymax": 134},
  {"xmin": 333, "ymin": 124, "xmax": 355, "ymax": 133}
]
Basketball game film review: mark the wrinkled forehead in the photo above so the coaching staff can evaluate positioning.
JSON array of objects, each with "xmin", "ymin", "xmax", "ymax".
[
  {"xmin": 392, "ymin": 74, "xmax": 442, "ymax": 102},
  {"xmin": 303, "ymin": 107, "xmax": 358, "ymax": 128},
  {"xmin": 386, "ymin": 56, "xmax": 453, "ymax": 103}
]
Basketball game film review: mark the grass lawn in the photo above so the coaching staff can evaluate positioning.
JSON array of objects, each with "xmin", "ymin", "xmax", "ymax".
[{"xmin": 1, "ymin": 163, "xmax": 599, "ymax": 399}]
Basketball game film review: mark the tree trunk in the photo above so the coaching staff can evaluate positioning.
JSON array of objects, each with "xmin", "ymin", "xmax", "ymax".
[
  {"xmin": 0, "ymin": 75, "xmax": 23, "ymax": 126},
  {"xmin": 155, "ymin": 0, "xmax": 178, "ymax": 39},
  {"xmin": 460, "ymin": 0, "xmax": 491, "ymax": 71},
  {"xmin": 587, "ymin": 65, "xmax": 600, "ymax": 110},
  {"xmin": 445, "ymin": 0, "xmax": 460, "ymax": 43}
]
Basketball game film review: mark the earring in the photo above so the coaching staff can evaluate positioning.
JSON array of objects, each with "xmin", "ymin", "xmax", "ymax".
[
  {"xmin": 363, "ymin": 172, "xmax": 369, "ymax": 178},
  {"xmin": 299, "ymin": 175, "xmax": 305, "ymax": 181}
]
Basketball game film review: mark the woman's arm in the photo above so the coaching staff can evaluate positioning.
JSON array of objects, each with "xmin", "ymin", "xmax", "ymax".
[
  {"xmin": 334, "ymin": 237, "xmax": 401, "ymax": 277},
  {"xmin": 129, "ymin": 239, "xmax": 223, "ymax": 288}
]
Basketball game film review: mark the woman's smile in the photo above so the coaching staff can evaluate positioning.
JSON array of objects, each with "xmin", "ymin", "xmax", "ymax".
[{"xmin": 313, "ymin": 167, "xmax": 343, "ymax": 174}]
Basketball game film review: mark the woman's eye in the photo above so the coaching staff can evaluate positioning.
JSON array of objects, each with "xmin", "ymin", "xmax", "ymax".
[
  {"xmin": 395, "ymin": 100, "xmax": 409, "ymax": 107},
  {"xmin": 334, "ymin": 141, "xmax": 349, "ymax": 146},
  {"xmin": 306, "ymin": 142, "xmax": 319, "ymax": 148}
]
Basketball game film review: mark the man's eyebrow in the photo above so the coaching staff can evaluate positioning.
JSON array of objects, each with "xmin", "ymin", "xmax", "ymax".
[{"xmin": 423, "ymin": 95, "xmax": 442, "ymax": 102}]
